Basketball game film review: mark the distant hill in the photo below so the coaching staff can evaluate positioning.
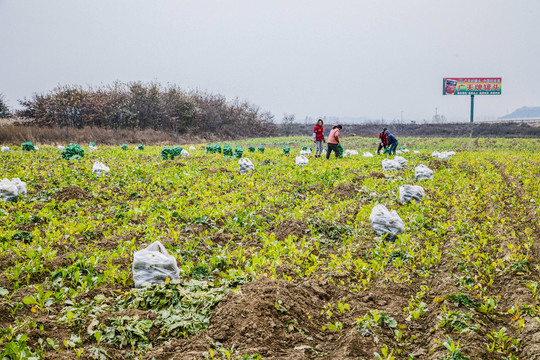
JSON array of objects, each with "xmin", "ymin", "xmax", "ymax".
[{"xmin": 500, "ymin": 106, "xmax": 540, "ymax": 119}]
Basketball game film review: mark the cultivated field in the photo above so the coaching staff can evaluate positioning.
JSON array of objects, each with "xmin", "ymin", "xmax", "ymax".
[{"xmin": 1, "ymin": 137, "xmax": 540, "ymax": 360}]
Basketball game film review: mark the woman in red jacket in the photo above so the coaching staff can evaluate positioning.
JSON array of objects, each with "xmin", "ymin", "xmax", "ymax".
[
  {"xmin": 377, "ymin": 127, "xmax": 388, "ymax": 155},
  {"xmin": 313, "ymin": 119, "xmax": 325, "ymax": 157}
]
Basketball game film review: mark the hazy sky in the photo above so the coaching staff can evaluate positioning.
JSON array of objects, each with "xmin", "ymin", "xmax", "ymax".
[{"xmin": 1, "ymin": 0, "xmax": 539, "ymax": 122}]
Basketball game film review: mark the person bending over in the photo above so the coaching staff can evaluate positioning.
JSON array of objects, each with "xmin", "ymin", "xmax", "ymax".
[
  {"xmin": 326, "ymin": 125, "xmax": 342, "ymax": 159},
  {"xmin": 386, "ymin": 130, "xmax": 399, "ymax": 155},
  {"xmin": 377, "ymin": 128, "xmax": 388, "ymax": 155}
]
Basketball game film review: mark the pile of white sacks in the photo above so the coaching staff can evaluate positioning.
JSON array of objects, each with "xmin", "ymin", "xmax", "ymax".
[{"xmin": 0, "ymin": 178, "xmax": 27, "ymax": 202}]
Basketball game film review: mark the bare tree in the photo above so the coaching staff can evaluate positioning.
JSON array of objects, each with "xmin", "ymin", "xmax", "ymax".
[
  {"xmin": 282, "ymin": 113, "xmax": 295, "ymax": 136},
  {"xmin": 0, "ymin": 93, "xmax": 12, "ymax": 118}
]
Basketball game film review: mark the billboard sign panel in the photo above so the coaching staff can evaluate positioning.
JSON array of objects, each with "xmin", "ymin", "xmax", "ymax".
[{"xmin": 443, "ymin": 77, "xmax": 502, "ymax": 95}]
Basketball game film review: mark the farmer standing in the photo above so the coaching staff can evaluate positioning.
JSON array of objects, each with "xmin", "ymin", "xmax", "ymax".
[
  {"xmin": 326, "ymin": 125, "xmax": 342, "ymax": 159},
  {"xmin": 313, "ymin": 119, "xmax": 325, "ymax": 157},
  {"xmin": 377, "ymin": 128, "xmax": 388, "ymax": 155},
  {"xmin": 386, "ymin": 130, "xmax": 399, "ymax": 155}
]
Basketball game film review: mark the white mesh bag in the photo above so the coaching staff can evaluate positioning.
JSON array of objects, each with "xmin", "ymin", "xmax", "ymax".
[
  {"xmin": 394, "ymin": 156, "xmax": 408, "ymax": 167},
  {"xmin": 132, "ymin": 241, "xmax": 180, "ymax": 288},
  {"xmin": 239, "ymin": 158, "xmax": 255, "ymax": 174},
  {"xmin": 10, "ymin": 178, "xmax": 27, "ymax": 197},
  {"xmin": 296, "ymin": 155, "xmax": 309, "ymax": 166},
  {"xmin": 399, "ymin": 185, "xmax": 425, "ymax": 204},
  {"xmin": 92, "ymin": 162, "xmax": 110, "ymax": 178},
  {"xmin": 415, "ymin": 164, "xmax": 433, "ymax": 180},
  {"xmin": 382, "ymin": 159, "xmax": 402, "ymax": 171},
  {"xmin": 0, "ymin": 178, "xmax": 23, "ymax": 202},
  {"xmin": 369, "ymin": 204, "xmax": 405, "ymax": 240},
  {"xmin": 363, "ymin": 152, "xmax": 374, "ymax": 157}
]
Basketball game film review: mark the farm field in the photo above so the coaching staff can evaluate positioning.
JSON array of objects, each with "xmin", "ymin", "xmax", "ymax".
[{"xmin": 1, "ymin": 136, "xmax": 540, "ymax": 360}]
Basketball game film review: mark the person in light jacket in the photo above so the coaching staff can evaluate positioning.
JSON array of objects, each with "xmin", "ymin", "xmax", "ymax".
[
  {"xmin": 326, "ymin": 125, "xmax": 342, "ymax": 159},
  {"xmin": 313, "ymin": 119, "xmax": 325, "ymax": 157}
]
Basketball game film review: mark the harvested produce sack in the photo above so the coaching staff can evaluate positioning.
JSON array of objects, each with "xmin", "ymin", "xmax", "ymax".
[
  {"xmin": 233, "ymin": 146, "xmax": 243, "ymax": 159},
  {"xmin": 1, "ymin": 146, "xmax": 9, "ymax": 152},
  {"xmin": 258, "ymin": 146, "xmax": 265, "ymax": 153},
  {"xmin": 206, "ymin": 143, "xmax": 221, "ymax": 154},
  {"xmin": 248, "ymin": 145, "xmax": 256, "ymax": 153},
  {"xmin": 189, "ymin": 146, "xmax": 196, "ymax": 151},
  {"xmin": 337, "ymin": 143, "xmax": 344, "ymax": 157},
  {"xmin": 57, "ymin": 146, "xmax": 65, "ymax": 150},
  {"xmin": 62, "ymin": 143, "xmax": 84, "ymax": 160},
  {"xmin": 296, "ymin": 155, "xmax": 309, "ymax": 166},
  {"xmin": 369, "ymin": 204, "xmax": 405, "ymax": 240},
  {"xmin": 382, "ymin": 158, "xmax": 402, "ymax": 171},
  {"xmin": 22, "ymin": 142, "xmax": 35, "ymax": 151},
  {"xmin": 415, "ymin": 164, "xmax": 433, "ymax": 180},
  {"xmin": 223, "ymin": 144, "xmax": 233, "ymax": 157},
  {"xmin": 88, "ymin": 145, "xmax": 98, "ymax": 151},
  {"xmin": 121, "ymin": 144, "xmax": 128, "ymax": 150},
  {"xmin": 300, "ymin": 149, "xmax": 311, "ymax": 157},
  {"xmin": 344, "ymin": 149, "xmax": 358, "ymax": 157},
  {"xmin": 398, "ymin": 185, "xmax": 425, "ymax": 204},
  {"xmin": 92, "ymin": 162, "xmax": 110, "ymax": 178},
  {"xmin": 282, "ymin": 146, "xmax": 290, "ymax": 155},
  {"xmin": 363, "ymin": 152, "xmax": 374, "ymax": 157},
  {"xmin": 181, "ymin": 149, "xmax": 190, "ymax": 157},
  {"xmin": 132, "ymin": 241, "xmax": 180, "ymax": 288},
  {"xmin": 239, "ymin": 158, "xmax": 255, "ymax": 174},
  {"xmin": 432, "ymin": 151, "xmax": 456, "ymax": 160},
  {"xmin": 0, "ymin": 178, "xmax": 27, "ymax": 202},
  {"xmin": 161, "ymin": 147, "xmax": 174, "ymax": 160},
  {"xmin": 302, "ymin": 146, "xmax": 313, "ymax": 152},
  {"xmin": 137, "ymin": 144, "xmax": 144, "ymax": 150},
  {"xmin": 394, "ymin": 156, "xmax": 408, "ymax": 167},
  {"xmin": 172, "ymin": 146, "xmax": 183, "ymax": 157}
]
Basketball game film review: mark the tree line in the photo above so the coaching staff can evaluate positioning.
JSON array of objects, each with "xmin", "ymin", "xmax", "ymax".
[{"xmin": 12, "ymin": 82, "xmax": 276, "ymax": 138}]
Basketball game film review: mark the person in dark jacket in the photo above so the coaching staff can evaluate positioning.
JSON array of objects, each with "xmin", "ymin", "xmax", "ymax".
[
  {"xmin": 313, "ymin": 119, "xmax": 325, "ymax": 157},
  {"xmin": 377, "ymin": 128, "xmax": 388, "ymax": 155},
  {"xmin": 386, "ymin": 130, "xmax": 398, "ymax": 155}
]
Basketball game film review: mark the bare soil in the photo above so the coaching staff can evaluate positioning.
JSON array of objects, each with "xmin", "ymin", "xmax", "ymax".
[{"xmin": 53, "ymin": 186, "xmax": 93, "ymax": 202}]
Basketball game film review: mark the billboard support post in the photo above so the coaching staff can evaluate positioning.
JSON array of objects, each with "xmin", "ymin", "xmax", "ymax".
[{"xmin": 470, "ymin": 94, "xmax": 474, "ymax": 123}]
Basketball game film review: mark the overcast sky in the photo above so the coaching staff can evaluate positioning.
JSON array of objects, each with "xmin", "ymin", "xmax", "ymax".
[{"xmin": 1, "ymin": 0, "xmax": 539, "ymax": 122}]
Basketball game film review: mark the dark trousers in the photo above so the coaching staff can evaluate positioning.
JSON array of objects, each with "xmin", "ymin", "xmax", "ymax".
[
  {"xmin": 377, "ymin": 143, "xmax": 385, "ymax": 154},
  {"xmin": 326, "ymin": 143, "xmax": 339, "ymax": 159},
  {"xmin": 388, "ymin": 141, "xmax": 398, "ymax": 155}
]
